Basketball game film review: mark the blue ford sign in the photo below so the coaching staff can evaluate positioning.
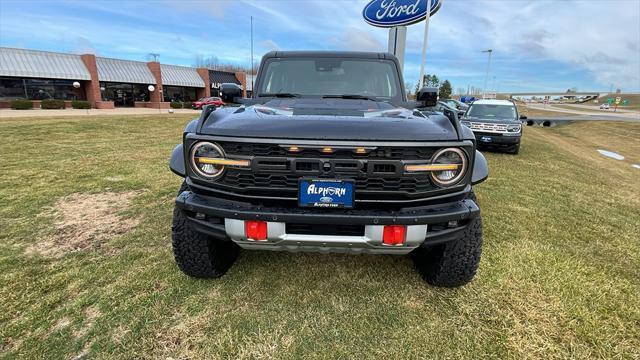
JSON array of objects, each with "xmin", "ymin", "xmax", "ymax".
[{"xmin": 363, "ymin": 0, "xmax": 441, "ymax": 27}]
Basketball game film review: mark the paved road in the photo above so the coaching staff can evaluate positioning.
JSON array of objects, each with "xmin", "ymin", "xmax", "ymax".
[
  {"xmin": 526, "ymin": 103, "xmax": 639, "ymax": 121},
  {"xmin": 555, "ymin": 103, "xmax": 638, "ymax": 114}
]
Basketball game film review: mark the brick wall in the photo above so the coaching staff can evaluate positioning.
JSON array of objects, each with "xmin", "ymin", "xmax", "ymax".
[
  {"xmin": 80, "ymin": 54, "xmax": 99, "ymax": 108},
  {"xmin": 146, "ymin": 61, "xmax": 163, "ymax": 104},
  {"xmin": 80, "ymin": 54, "xmax": 114, "ymax": 109},
  {"xmin": 235, "ymin": 71, "xmax": 247, "ymax": 98},
  {"xmin": 196, "ymin": 68, "xmax": 211, "ymax": 99}
]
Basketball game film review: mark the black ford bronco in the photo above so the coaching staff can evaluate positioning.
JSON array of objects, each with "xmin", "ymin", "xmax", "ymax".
[{"xmin": 169, "ymin": 51, "xmax": 489, "ymax": 287}]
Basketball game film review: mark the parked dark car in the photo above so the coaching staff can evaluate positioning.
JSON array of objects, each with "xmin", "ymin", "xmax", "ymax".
[
  {"xmin": 192, "ymin": 97, "xmax": 224, "ymax": 110},
  {"xmin": 434, "ymin": 100, "xmax": 465, "ymax": 118},
  {"xmin": 443, "ymin": 98, "xmax": 469, "ymax": 112},
  {"xmin": 169, "ymin": 51, "xmax": 489, "ymax": 287}
]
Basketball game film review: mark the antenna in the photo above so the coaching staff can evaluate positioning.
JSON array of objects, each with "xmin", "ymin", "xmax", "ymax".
[{"xmin": 250, "ymin": 16, "xmax": 254, "ymax": 92}]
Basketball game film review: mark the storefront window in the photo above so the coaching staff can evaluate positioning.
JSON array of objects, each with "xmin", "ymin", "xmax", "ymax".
[
  {"xmin": 0, "ymin": 77, "xmax": 84, "ymax": 100},
  {"xmin": 132, "ymin": 84, "xmax": 150, "ymax": 102},
  {"xmin": 0, "ymin": 77, "xmax": 26, "ymax": 100},
  {"xmin": 163, "ymin": 86, "xmax": 198, "ymax": 103},
  {"xmin": 100, "ymin": 82, "xmax": 150, "ymax": 107}
]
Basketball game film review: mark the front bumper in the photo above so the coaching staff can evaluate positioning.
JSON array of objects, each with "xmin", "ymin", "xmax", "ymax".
[
  {"xmin": 475, "ymin": 133, "xmax": 520, "ymax": 150},
  {"xmin": 175, "ymin": 190, "xmax": 480, "ymax": 255}
]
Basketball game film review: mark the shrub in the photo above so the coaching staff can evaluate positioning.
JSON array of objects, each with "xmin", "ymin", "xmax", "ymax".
[
  {"xmin": 10, "ymin": 99, "xmax": 33, "ymax": 110},
  {"xmin": 183, "ymin": 102, "xmax": 192, "ymax": 109},
  {"xmin": 72, "ymin": 100, "xmax": 91, "ymax": 109},
  {"xmin": 41, "ymin": 99, "xmax": 65, "ymax": 109},
  {"xmin": 170, "ymin": 101, "xmax": 183, "ymax": 109}
]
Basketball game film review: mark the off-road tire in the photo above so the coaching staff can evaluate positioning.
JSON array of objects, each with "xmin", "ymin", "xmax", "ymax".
[
  {"xmin": 172, "ymin": 183, "xmax": 239, "ymax": 278},
  {"xmin": 510, "ymin": 143, "xmax": 520, "ymax": 155},
  {"xmin": 412, "ymin": 191, "xmax": 482, "ymax": 287}
]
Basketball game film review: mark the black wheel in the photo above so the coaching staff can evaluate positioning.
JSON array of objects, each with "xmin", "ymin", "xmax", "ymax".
[
  {"xmin": 171, "ymin": 183, "xmax": 239, "ymax": 278},
  {"xmin": 412, "ymin": 192, "xmax": 483, "ymax": 287},
  {"xmin": 510, "ymin": 143, "xmax": 520, "ymax": 155}
]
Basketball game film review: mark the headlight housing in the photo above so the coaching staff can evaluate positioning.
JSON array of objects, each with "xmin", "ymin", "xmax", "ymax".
[
  {"xmin": 507, "ymin": 124, "xmax": 521, "ymax": 133},
  {"xmin": 430, "ymin": 148, "xmax": 467, "ymax": 186},
  {"xmin": 190, "ymin": 142, "xmax": 226, "ymax": 179}
]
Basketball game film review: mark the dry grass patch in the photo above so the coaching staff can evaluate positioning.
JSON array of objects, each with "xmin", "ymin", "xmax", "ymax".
[
  {"xmin": 27, "ymin": 191, "xmax": 142, "ymax": 257},
  {"xmin": 46, "ymin": 316, "xmax": 72, "ymax": 337},
  {"xmin": 73, "ymin": 305, "xmax": 101, "ymax": 339}
]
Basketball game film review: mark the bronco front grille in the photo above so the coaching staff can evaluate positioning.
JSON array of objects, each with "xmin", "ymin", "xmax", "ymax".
[
  {"xmin": 211, "ymin": 141, "xmax": 438, "ymax": 200},
  {"xmin": 190, "ymin": 141, "xmax": 469, "ymax": 204}
]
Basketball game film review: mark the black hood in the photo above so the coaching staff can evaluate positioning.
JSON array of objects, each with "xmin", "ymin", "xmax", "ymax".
[{"xmin": 200, "ymin": 99, "xmax": 458, "ymax": 141}]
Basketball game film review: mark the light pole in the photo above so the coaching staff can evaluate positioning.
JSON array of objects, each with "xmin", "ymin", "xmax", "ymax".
[{"xmin": 482, "ymin": 49, "xmax": 493, "ymax": 98}]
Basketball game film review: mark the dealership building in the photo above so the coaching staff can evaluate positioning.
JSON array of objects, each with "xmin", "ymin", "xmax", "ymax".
[{"xmin": 0, "ymin": 47, "xmax": 247, "ymax": 109}]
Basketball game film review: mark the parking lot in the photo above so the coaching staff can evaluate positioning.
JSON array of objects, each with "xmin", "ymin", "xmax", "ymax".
[{"xmin": 1, "ymin": 115, "xmax": 638, "ymax": 358}]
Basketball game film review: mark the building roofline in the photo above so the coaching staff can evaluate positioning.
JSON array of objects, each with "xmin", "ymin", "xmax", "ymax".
[{"xmin": 0, "ymin": 46, "xmax": 88, "ymax": 57}]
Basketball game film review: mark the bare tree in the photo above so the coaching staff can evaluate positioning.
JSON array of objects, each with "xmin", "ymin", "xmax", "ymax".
[{"xmin": 193, "ymin": 56, "xmax": 253, "ymax": 73}]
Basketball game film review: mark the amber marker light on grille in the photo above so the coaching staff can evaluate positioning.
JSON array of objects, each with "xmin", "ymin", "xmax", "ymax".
[
  {"xmin": 322, "ymin": 147, "xmax": 334, "ymax": 153},
  {"xmin": 404, "ymin": 164, "xmax": 461, "ymax": 172},
  {"xmin": 288, "ymin": 145, "xmax": 301, "ymax": 152},
  {"xmin": 355, "ymin": 147, "xmax": 368, "ymax": 154},
  {"xmin": 196, "ymin": 158, "xmax": 250, "ymax": 167}
]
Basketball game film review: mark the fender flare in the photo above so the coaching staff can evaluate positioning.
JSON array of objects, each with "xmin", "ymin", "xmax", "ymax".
[
  {"xmin": 169, "ymin": 119, "xmax": 199, "ymax": 177},
  {"xmin": 471, "ymin": 150, "xmax": 489, "ymax": 185},
  {"xmin": 169, "ymin": 144, "xmax": 185, "ymax": 177}
]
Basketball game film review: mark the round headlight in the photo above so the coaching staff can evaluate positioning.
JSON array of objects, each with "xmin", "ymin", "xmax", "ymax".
[
  {"xmin": 430, "ymin": 148, "xmax": 467, "ymax": 186},
  {"xmin": 507, "ymin": 124, "xmax": 521, "ymax": 132},
  {"xmin": 190, "ymin": 142, "xmax": 225, "ymax": 179}
]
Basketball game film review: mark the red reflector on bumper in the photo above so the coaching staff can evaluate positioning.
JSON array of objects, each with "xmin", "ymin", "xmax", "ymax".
[
  {"xmin": 383, "ymin": 225, "xmax": 406, "ymax": 246},
  {"xmin": 245, "ymin": 220, "xmax": 267, "ymax": 241}
]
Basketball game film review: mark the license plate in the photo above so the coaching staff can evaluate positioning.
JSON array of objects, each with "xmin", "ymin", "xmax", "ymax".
[
  {"xmin": 481, "ymin": 136, "xmax": 492, "ymax": 142},
  {"xmin": 298, "ymin": 179, "xmax": 354, "ymax": 208}
]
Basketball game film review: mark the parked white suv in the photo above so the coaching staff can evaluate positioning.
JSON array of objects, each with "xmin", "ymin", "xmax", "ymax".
[{"xmin": 460, "ymin": 99, "xmax": 524, "ymax": 154}]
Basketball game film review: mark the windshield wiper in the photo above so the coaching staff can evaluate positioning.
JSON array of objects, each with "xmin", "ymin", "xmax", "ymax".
[
  {"xmin": 257, "ymin": 93, "xmax": 300, "ymax": 98},
  {"xmin": 322, "ymin": 94, "xmax": 379, "ymax": 101}
]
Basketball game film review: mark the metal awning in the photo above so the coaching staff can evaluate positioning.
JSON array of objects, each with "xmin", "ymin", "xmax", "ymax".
[
  {"xmin": 161, "ymin": 64, "xmax": 204, "ymax": 87},
  {"xmin": 0, "ymin": 47, "xmax": 90, "ymax": 80},
  {"xmin": 209, "ymin": 70, "xmax": 240, "ymax": 88},
  {"xmin": 96, "ymin": 57, "xmax": 155, "ymax": 84}
]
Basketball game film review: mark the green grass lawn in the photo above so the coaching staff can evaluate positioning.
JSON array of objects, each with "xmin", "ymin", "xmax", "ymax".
[{"xmin": 1, "ymin": 115, "xmax": 639, "ymax": 359}]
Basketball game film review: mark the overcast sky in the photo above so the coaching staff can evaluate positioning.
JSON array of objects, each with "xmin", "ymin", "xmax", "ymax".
[{"xmin": 1, "ymin": 0, "xmax": 639, "ymax": 93}]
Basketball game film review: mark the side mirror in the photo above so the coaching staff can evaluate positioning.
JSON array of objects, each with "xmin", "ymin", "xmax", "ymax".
[
  {"xmin": 416, "ymin": 86, "xmax": 438, "ymax": 107},
  {"xmin": 220, "ymin": 83, "xmax": 242, "ymax": 103},
  {"xmin": 443, "ymin": 108, "xmax": 458, "ymax": 123},
  {"xmin": 519, "ymin": 115, "xmax": 528, "ymax": 120}
]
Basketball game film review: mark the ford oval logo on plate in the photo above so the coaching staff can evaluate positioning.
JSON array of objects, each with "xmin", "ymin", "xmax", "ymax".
[{"xmin": 363, "ymin": 0, "xmax": 441, "ymax": 27}]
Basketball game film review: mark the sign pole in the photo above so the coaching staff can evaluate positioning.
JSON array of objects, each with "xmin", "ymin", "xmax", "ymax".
[
  {"xmin": 388, "ymin": 26, "xmax": 407, "ymax": 72},
  {"xmin": 418, "ymin": 0, "xmax": 432, "ymax": 89}
]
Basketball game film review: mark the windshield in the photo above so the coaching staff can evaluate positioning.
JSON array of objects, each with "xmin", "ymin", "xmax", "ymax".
[
  {"xmin": 467, "ymin": 104, "xmax": 517, "ymax": 120},
  {"xmin": 257, "ymin": 58, "xmax": 401, "ymax": 100},
  {"xmin": 449, "ymin": 100, "xmax": 468, "ymax": 108}
]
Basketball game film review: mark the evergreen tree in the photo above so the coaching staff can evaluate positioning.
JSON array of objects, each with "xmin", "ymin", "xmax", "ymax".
[{"xmin": 439, "ymin": 80, "xmax": 452, "ymax": 99}]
